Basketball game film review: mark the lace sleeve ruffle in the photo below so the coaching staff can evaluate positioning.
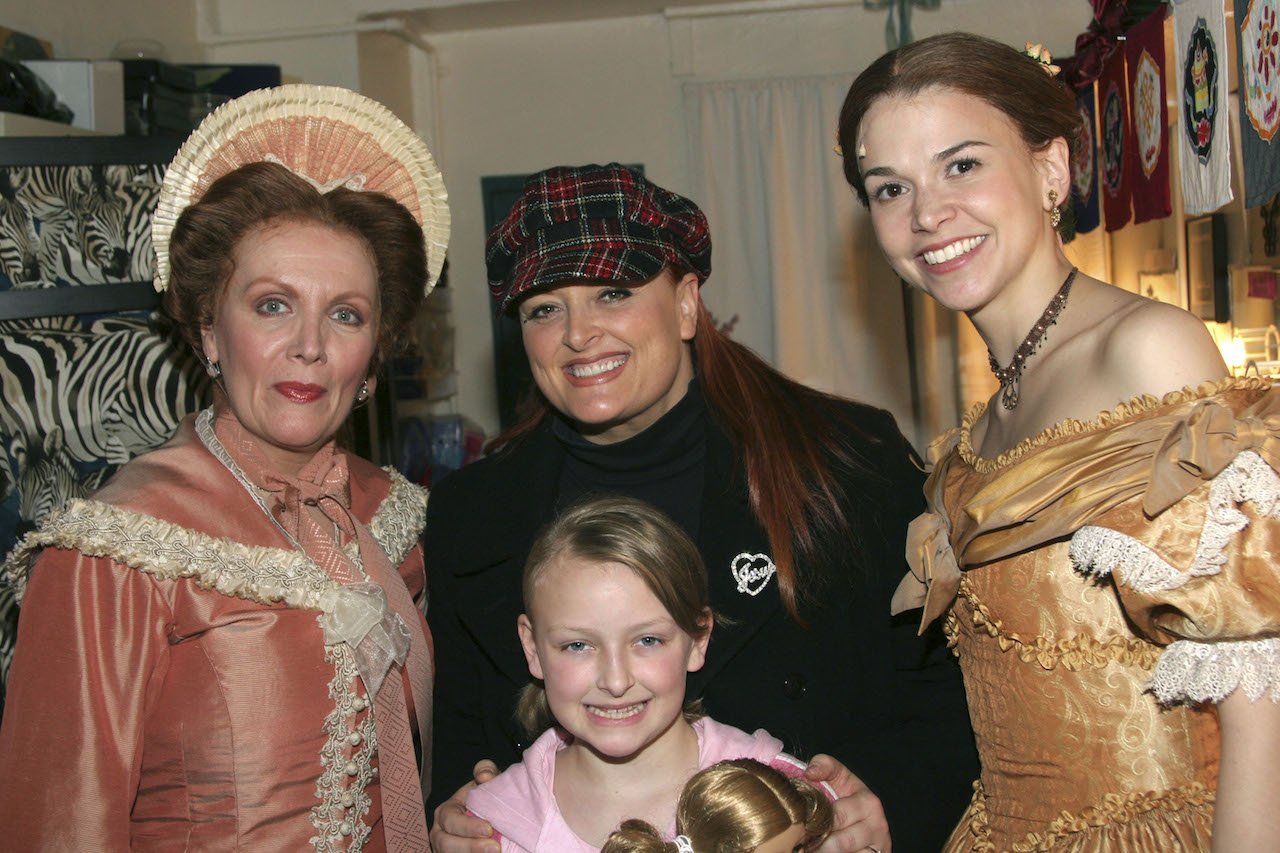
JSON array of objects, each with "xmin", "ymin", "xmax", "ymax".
[
  {"xmin": 1070, "ymin": 449, "xmax": 1280, "ymax": 705},
  {"xmin": 1148, "ymin": 637, "xmax": 1280, "ymax": 704}
]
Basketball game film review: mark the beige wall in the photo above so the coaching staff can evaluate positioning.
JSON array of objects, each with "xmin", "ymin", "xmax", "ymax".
[
  {"xmin": 10, "ymin": 0, "xmax": 1095, "ymax": 436},
  {"xmin": 3, "ymin": 1, "xmax": 200, "ymax": 61},
  {"xmin": 420, "ymin": 3, "xmax": 1091, "ymax": 434}
]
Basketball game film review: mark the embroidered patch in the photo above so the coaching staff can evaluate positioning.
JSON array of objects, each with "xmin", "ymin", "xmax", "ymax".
[
  {"xmin": 1072, "ymin": 103, "xmax": 1096, "ymax": 203},
  {"xmin": 731, "ymin": 552, "xmax": 776, "ymax": 596},
  {"xmin": 1102, "ymin": 79, "xmax": 1126, "ymax": 196},
  {"xmin": 1241, "ymin": 0, "xmax": 1280, "ymax": 141},
  {"xmin": 1182, "ymin": 17, "xmax": 1221, "ymax": 164},
  {"xmin": 1133, "ymin": 49, "xmax": 1164, "ymax": 177}
]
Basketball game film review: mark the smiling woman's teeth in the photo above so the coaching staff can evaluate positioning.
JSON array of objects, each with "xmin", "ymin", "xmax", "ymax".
[
  {"xmin": 923, "ymin": 235, "xmax": 986, "ymax": 265},
  {"xmin": 569, "ymin": 356, "xmax": 627, "ymax": 378},
  {"xmin": 588, "ymin": 702, "xmax": 645, "ymax": 719}
]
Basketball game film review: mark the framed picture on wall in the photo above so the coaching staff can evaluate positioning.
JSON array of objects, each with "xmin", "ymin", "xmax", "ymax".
[{"xmin": 1185, "ymin": 213, "xmax": 1229, "ymax": 322}]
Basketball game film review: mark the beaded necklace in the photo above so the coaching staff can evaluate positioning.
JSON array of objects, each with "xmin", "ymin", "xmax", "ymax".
[{"xmin": 987, "ymin": 266, "xmax": 1078, "ymax": 410}]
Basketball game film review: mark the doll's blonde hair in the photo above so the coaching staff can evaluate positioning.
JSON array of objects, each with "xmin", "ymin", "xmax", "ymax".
[{"xmin": 600, "ymin": 759, "xmax": 834, "ymax": 853}]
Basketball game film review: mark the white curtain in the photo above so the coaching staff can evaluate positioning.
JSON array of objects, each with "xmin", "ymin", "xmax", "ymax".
[{"xmin": 683, "ymin": 76, "xmax": 916, "ymax": 439}]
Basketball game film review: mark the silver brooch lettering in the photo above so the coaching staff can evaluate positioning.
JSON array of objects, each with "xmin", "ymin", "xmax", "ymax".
[{"xmin": 731, "ymin": 552, "xmax": 776, "ymax": 596}]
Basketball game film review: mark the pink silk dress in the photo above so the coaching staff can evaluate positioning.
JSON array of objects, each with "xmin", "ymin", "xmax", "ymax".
[{"xmin": 0, "ymin": 408, "xmax": 433, "ymax": 851}]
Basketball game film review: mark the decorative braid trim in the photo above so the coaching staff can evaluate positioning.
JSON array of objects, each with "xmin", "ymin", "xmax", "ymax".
[
  {"xmin": 958, "ymin": 377, "xmax": 1269, "ymax": 473},
  {"xmin": 1150, "ymin": 638, "xmax": 1280, "ymax": 705},
  {"xmin": 956, "ymin": 575, "xmax": 1162, "ymax": 671},
  {"xmin": 310, "ymin": 641, "xmax": 378, "ymax": 852},
  {"xmin": 1, "ymin": 472, "xmax": 425, "ymax": 606},
  {"xmin": 370, "ymin": 469, "xmax": 427, "ymax": 568},
  {"xmin": 944, "ymin": 609, "xmax": 960, "ymax": 655},
  {"xmin": 0, "ymin": 498, "xmax": 335, "ymax": 607},
  {"xmin": 965, "ymin": 778, "xmax": 1215, "ymax": 852},
  {"xmin": 1072, "ymin": 450, "xmax": 1280, "ymax": 594}
]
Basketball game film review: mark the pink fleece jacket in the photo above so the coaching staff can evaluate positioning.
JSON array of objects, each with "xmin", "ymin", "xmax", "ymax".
[{"xmin": 465, "ymin": 716, "xmax": 812, "ymax": 852}]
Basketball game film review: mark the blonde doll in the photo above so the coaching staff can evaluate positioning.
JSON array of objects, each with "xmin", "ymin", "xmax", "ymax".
[
  {"xmin": 465, "ymin": 496, "xmax": 830, "ymax": 852},
  {"xmin": 602, "ymin": 758, "xmax": 834, "ymax": 853}
]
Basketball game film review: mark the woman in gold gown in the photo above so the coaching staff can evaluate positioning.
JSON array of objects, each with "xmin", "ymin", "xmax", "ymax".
[
  {"xmin": 0, "ymin": 85, "xmax": 449, "ymax": 850},
  {"xmin": 839, "ymin": 32, "xmax": 1280, "ymax": 852}
]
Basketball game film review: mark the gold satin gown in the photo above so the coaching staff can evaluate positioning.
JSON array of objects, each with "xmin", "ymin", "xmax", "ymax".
[{"xmin": 901, "ymin": 379, "xmax": 1280, "ymax": 852}]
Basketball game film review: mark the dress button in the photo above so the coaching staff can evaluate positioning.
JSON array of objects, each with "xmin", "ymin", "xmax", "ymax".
[
  {"xmin": 345, "ymin": 761, "xmax": 358, "ymax": 776},
  {"xmin": 782, "ymin": 673, "xmax": 807, "ymax": 700},
  {"xmin": 339, "ymin": 821, "xmax": 352, "ymax": 836},
  {"xmin": 348, "ymin": 732, "xmax": 362, "ymax": 746},
  {"xmin": 342, "ymin": 793, "xmax": 355, "ymax": 808},
  {"xmin": 353, "ymin": 697, "xmax": 368, "ymax": 711}
]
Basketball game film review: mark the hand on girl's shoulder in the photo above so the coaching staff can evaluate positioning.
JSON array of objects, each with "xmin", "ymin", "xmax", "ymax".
[{"xmin": 1098, "ymin": 297, "xmax": 1228, "ymax": 400}]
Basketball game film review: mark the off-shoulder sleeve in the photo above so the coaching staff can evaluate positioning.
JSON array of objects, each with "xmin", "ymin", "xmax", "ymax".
[
  {"xmin": 1070, "ymin": 447, "xmax": 1280, "ymax": 706},
  {"xmin": 0, "ymin": 547, "xmax": 172, "ymax": 845}
]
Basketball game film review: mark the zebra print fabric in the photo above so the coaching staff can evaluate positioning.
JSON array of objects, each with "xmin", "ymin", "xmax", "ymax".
[
  {"xmin": 0, "ymin": 313, "xmax": 211, "ymax": 681},
  {"xmin": 0, "ymin": 152, "xmax": 206, "ymax": 690},
  {"xmin": 0, "ymin": 163, "xmax": 163, "ymax": 289}
]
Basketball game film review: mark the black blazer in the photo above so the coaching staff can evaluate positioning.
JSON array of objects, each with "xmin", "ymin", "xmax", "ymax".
[{"xmin": 426, "ymin": 406, "xmax": 977, "ymax": 852}]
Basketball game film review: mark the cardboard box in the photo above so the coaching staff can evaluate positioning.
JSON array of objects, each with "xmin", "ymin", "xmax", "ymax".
[{"xmin": 21, "ymin": 60, "xmax": 125, "ymax": 134}]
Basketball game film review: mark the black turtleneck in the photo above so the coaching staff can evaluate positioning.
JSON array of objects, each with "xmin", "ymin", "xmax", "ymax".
[{"xmin": 550, "ymin": 379, "xmax": 707, "ymax": 539}]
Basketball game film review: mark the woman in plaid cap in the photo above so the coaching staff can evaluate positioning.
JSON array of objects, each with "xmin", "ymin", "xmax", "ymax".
[{"xmin": 427, "ymin": 163, "xmax": 977, "ymax": 853}]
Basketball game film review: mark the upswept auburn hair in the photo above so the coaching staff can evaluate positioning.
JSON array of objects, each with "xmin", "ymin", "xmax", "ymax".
[{"xmin": 164, "ymin": 161, "xmax": 427, "ymax": 372}]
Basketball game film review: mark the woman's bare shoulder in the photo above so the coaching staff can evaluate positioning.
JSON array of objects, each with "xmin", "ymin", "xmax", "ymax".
[{"xmin": 1096, "ymin": 295, "xmax": 1228, "ymax": 398}]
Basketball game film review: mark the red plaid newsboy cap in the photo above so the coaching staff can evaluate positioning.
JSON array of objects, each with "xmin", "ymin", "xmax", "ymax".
[{"xmin": 486, "ymin": 163, "xmax": 712, "ymax": 312}]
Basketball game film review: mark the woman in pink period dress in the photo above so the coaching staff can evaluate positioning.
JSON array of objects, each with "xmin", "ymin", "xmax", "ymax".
[{"xmin": 0, "ymin": 84, "xmax": 449, "ymax": 851}]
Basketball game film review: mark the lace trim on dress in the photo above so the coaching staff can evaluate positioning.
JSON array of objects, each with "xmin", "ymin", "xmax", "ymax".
[
  {"xmin": 369, "ymin": 473, "xmax": 428, "ymax": 571},
  {"xmin": 1, "ymin": 498, "xmax": 334, "ymax": 606},
  {"xmin": 957, "ymin": 377, "xmax": 1269, "ymax": 474},
  {"xmin": 963, "ymin": 778, "xmax": 1215, "ymax": 852},
  {"xmin": 1071, "ymin": 450, "xmax": 1280, "ymax": 591},
  {"xmin": 195, "ymin": 407, "xmax": 428, "ymax": 570},
  {"xmin": 1149, "ymin": 638, "xmax": 1280, "ymax": 705},
  {"xmin": 0, "ymin": 470, "xmax": 426, "ymax": 603},
  {"xmin": 956, "ymin": 574, "xmax": 1162, "ymax": 671},
  {"xmin": 311, "ymin": 640, "xmax": 379, "ymax": 851},
  {"xmin": 1069, "ymin": 527, "xmax": 1206, "ymax": 593}
]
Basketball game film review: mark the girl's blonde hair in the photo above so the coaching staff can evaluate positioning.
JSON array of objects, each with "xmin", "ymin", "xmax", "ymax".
[
  {"xmin": 601, "ymin": 759, "xmax": 834, "ymax": 853},
  {"xmin": 516, "ymin": 495, "xmax": 713, "ymax": 736}
]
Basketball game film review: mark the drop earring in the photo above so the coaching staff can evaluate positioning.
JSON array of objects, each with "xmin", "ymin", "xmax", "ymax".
[
  {"xmin": 1048, "ymin": 189, "xmax": 1062, "ymax": 229},
  {"xmin": 356, "ymin": 380, "xmax": 369, "ymax": 403},
  {"xmin": 207, "ymin": 360, "xmax": 221, "ymax": 378}
]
